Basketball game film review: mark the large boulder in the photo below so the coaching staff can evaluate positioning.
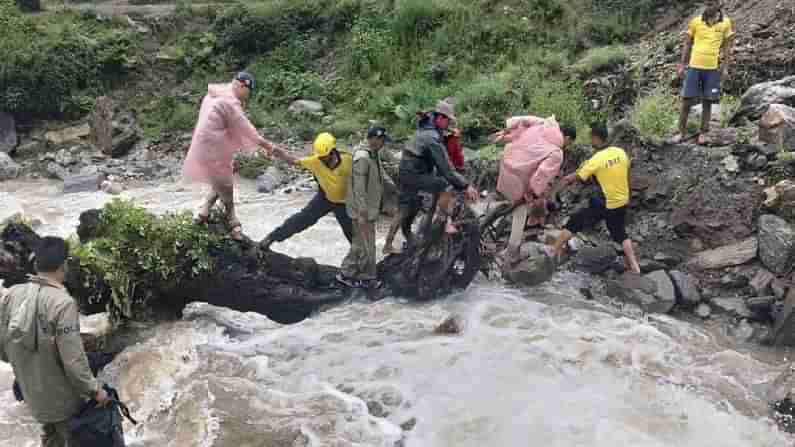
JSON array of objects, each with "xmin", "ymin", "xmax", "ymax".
[
  {"xmin": 758, "ymin": 214, "xmax": 795, "ymax": 275},
  {"xmin": 605, "ymin": 271, "xmax": 676, "ymax": 314},
  {"xmin": 686, "ymin": 238, "xmax": 758, "ymax": 271},
  {"xmin": 669, "ymin": 270, "xmax": 701, "ymax": 306},
  {"xmin": 63, "ymin": 173, "xmax": 107, "ymax": 194},
  {"xmin": 256, "ymin": 166, "xmax": 284, "ymax": 194},
  {"xmin": 110, "ymin": 128, "xmax": 140, "ymax": 158},
  {"xmin": 574, "ymin": 245, "xmax": 616, "ymax": 274},
  {"xmin": 0, "ymin": 112, "xmax": 17, "ymax": 154},
  {"xmin": 733, "ymin": 76, "xmax": 795, "ymax": 122},
  {"xmin": 503, "ymin": 254, "xmax": 555, "ymax": 287},
  {"xmin": 288, "ymin": 100, "xmax": 324, "ymax": 116},
  {"xmin": 760, "ymin": 104, "xmax": 795, "ymax": 150},
  {"xmin": 0, "ymin": 153, "xmax": 20, "ymax": 181},
  {"xmin": 45, "ymin": 123, "xmax": 91, "ymax": 146},
  {"xmin": 764, "ymin": 180, "xmax": 795, "ymax": 209}
]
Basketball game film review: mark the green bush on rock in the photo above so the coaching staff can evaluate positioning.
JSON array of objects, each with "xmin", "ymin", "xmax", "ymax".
[{"xmin": 72, "ymin": 200, "xmax": 222, "ymax": 324}]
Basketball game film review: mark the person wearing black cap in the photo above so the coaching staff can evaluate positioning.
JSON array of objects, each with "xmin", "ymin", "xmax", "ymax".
[{"xmin": 337, "ymin": 126, "xmax": 395, "ymax": 289}]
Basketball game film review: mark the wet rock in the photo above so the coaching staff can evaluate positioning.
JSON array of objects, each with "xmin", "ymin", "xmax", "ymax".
[
  {"xmin": 288, "ymin": 99, "xmax": 324, "ymax": 115},
  {"xmin": 574, "ymin": 245, "xmax": 616, "ymax": 274},
  {"xmin": 110, "ymin": 128, "xmax": 139, "ymax": 158},
  {"xmin": 711, "ymin": 297, "xmax": 752, "ymax": 318},
  {"xmin": 503, "ymin": 253, "xmax": 555, "ymax": 287},
  {"xmin": 605, "ymin": 271, "xmax": 676, "ymax": 314},
  {"xmin": 639, "ymin": 259, "xmax": 667, "ymax": 274},
  {"xmin": 704, "ymin": 128, "xmax": 739, "ymax": 147},
  {"xmin": 46, "ymin": 161, "xmax": 69, "ymax": 180},
  {"xmin": 687, "ymin": 238, "xmax": 758, "ymax": 271},
  {"xmin": 721, "ymin": 154, "xmax": 740, "ymax": 173},
  {"xmin": 721, "ymin": 272, "xmax": 749, "ymax": 288},
  {"xmin": 764, "ymin": 180, "xmax": 795, "ymax": 209},
  {"xmin": 653, "ymin": 253, "xmax": 680, "ymax": 268},
  {"xmin": 54, "ymin": 148, "xmax": 78, "ymax": 166},
  {"xmin": 745, "ymin": 152, "xmax": 768, "ymax": 170},
  {"xmin": 433, "ymin": 315, "xmax": 463, "ymax": 335},
  {"xmin": 400, "ymin": 417, "xmax": 417, "ymax": 431},
  {"xmin": 695, "ymin": 303, "xmax": 712, "ymax": 318},
  {"xmin": 773, "ymin": 279, "xmax": 789, "ymax": 299},
  {"xmin": 750, "ymin": 268, "xmax": 776, "ymax": 296},
  {"xmin": 0, "ymin": 152, "xmax": 20, "ymax": 181},
  {"xmin": 256, "ymin": 166, "xmax": 284, "ymax": 194},
  {"xmin": 730, "ymin": 318, "xmax": 756, "ymax": 342},
  {"xmin": 45, "ymin": 123, "xmax": 90, "ymax": 146},
  {"xmin": 760, "ymin": 104, "xmax": 795, "ymax": 150},
  {"xmin": 63, "ymin": 172, "xmax": 106, "ymax": 194},
  {"xmin": 733, "ymin": 75, "xmax": 795, "ymax": 122},
  {"xmin": 758, "ymin": 214, "xmax": 795, "ymax": 275},
  {"xmin": 0, "ymin": 112, "xmax": 17, "ymax": 154},
  {"xmin": 100, "ymin": 180, "xmax": 124, "ymax": 195},
  {"xmin": 669, "ymin": 270, "xmax": 701, "ymax": 306}
]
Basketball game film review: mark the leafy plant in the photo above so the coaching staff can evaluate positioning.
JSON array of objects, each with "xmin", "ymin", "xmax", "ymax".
[
  {"xmin": 629, "ymin": 88, "xmax": 680, "ymax": 139},
  {"xmin": 573, "ymin": 45, "xmax": 628, "ymax": 77}
]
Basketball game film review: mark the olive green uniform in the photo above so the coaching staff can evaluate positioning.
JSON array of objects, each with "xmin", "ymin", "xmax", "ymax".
[
  {"xmin": 342, "ymin": 146, "xmax": 392, "ymax": 280},
  {"xmin": 0, "ymin": 276, "xmax": 98, "ymax": 447}
]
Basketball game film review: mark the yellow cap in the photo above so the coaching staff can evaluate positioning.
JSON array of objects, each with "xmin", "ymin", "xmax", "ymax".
[{"xmin": 313, "ymin": 132, "xmax": 336, "ymax": 157}]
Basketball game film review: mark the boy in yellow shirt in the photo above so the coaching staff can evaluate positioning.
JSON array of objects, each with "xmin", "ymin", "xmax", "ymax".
[
  {"xmin": 674, "ymin": 0, "xmax": 736, "ymax": 145},
  {"xmin": 261, "ymin": 133, "xmax": 354, "ymax": 250},
  {"xmin": 551, "ymin": 123, "xmax": 641, "ymax": 274}
]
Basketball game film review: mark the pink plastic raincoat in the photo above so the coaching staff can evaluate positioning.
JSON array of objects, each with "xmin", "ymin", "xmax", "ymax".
[
  {"xmin": 182, "ymin": 84, "xmax": 263, "ymax": 187},
  {"xmin": 496, "ymin": 115, "xmax": 564, "ymax": 225}
]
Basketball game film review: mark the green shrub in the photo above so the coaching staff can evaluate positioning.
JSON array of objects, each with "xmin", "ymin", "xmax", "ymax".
[
  {"xmin": 629, "ymin": 88, "xmax": 680, "ymax": 138},
  {"xmin": 0, "ymin": 5, "xmax": 134, "ymax": 117},
  {"xmin": 73, "ymin": 200, "xmax": 222, "ymax": 323},
  {"xmin": 573, "ymin": 45, "xmax": 628, "ymax": 77},
  {"xmin": 140, "ymin": 96, "xmax": 197, "ymax": 137},
  {"xmin": 235, "ymin": 152, "xmax": 272, "ymax": 179},
  {"xmin": 392, "ymin": 0, "xmax": 448, "ymax": 46}
]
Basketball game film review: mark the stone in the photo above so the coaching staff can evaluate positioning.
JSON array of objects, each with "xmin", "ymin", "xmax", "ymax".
[
  {"xmin": 288, "ymin": 100, "xmax": 324, "ymax": 115},
  {"xmin": 746, "ymin": 152, "xmax": 768, "ymax": 170},
  {"xmin": 733, "ymin": 76, "xmax": 795, "ymax": 122},
  {"xmin": 604, "ymin": 271, "xmax": 676, "ymax": 314},
  {"xmin": 720, "ymin": 272, "xmax": 749, "ymax": 288},
  {"xmin": 433, "ymin": 315, "xmax": 463, "ymax": 335},
  {"xmin": 46, "ymin": 161, "xmax": 69, "ymax": 180},
  {"xmin": 774, "ymin": 288, "xmax": 795, "ymax": 347},
  {"xmin": 90, "ymin": 96, "xmax": 114, "ymax": 155},
  {"xmin": 110, "ymin": 128, "xmax": 140, "ymax": 158},
  {"xmin": 760, "ymin": 104, "xmax": 795, "ymax": 150},
  {"xmin": 45, "ymin": 123, "xmax": 90, "ymax": 146},
  {"xmin": 0, "ymin": 152, "xmax": 20, "ymax": 181},
  {"xmin": 80, "ymin": 312, "xmax": 110, "ymax": 352},
  {"xmin": 63, "ymin": 173, "xmax": 106, "ymax": 194},
  {"xmin": 711, "ymin": 297, "xmax": 752, "ymax": 318},
  {"xmin": 695, "ymin": 303, "xmax": 712, "ymax": 318},
  {"xmin": 0, "ymin": 194, "xmax": 24, "ymax": 226},
  {"xmin": 503, "ymin": 253, "xmax": 555, "ymax": 287},
  {"xmin": 256, "ymin": 166, "xmax": 284, "ymax": 194},
  {"xmin": 764, "ymin": 180, "xmax": 795, "ymax": 209},
  {"xmin": 574, "ymin": 245, "xmax": 616, "ymax": 274},
  {"xmin": 100, "ymin": 180, "xmax": 124, "ymax": 195},
  {"xmin": 721, "ymin": 154, "xmax": 740, "ymax": 173},
  {"xmin": 773, "ymin": 279, "xmax": 789, "ymax": 299},
  {"xmin": 54, "ymin": 148, "xmax": 78, "ymax": 166},
  {"xmin": 653, "ymin": 253, "xmax": 680, "ymax": 268},
  {"xmin": 0, "ymin": 112, "xmax": 17, "ymax": 154},
  {"xmin": 758, "ymin": 214, "xmax": 795, "ymax": 274},
  {"xmin": 639, "ymin": 259, "xmax": 667, "ymax": 273},
  {"xmin": 669, "ymin": 270, "xmax": 702, "ymax": 306},
  {"xmin": 750, "ymin": 268, "xmax": 776, "ymax": 296},
  {"xmin": 704, "ymin": 128, "xmax": 739, "ymax": 147},
  {"xmin": 687, "ymin": 238, "xmax": 758, "ymax": 270}
]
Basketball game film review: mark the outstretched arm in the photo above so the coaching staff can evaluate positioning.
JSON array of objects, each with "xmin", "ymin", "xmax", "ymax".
[{"xmin": 270, "ymin": 145, "xmax": 301, "ymax": 166}]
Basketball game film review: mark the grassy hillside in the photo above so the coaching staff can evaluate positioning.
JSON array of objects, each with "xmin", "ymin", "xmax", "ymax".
[{"xmin": 2, "ymin": 0, "xmax": 669, "ymax": 143}]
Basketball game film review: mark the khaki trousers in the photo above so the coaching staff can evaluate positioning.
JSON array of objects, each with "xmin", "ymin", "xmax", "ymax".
[{"xmin": 341, "ymin": 219, "xmax": 376, "ymax": 280}]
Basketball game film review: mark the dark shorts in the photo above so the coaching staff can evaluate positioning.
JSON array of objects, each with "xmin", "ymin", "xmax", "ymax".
[
  {"xmin": 682, "ymin": 67, "xmax": 721, "ymax": 101},
  {"xmin": 399, "ymin": 174, "xmax": 451, "ymax": 208},
  {"xmin": 565, "ymin": 199, "xmax": 628, "ymax": 244}
]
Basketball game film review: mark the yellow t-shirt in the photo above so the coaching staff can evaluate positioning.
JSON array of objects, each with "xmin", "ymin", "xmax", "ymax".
[
  {"xmin": 687, "ymin": 16, "xmax": 735, "ymax": 70},
  {"xmin": 577, "ymin": 146, "xmax": 630, "ymax": 209},
  {"xmin": 299, "ymin": 152, "xmax": 353, "ymax": 204}
]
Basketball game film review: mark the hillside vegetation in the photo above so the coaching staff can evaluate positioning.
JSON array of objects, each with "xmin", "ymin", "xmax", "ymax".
[{"xmin": 1, "ymin": 0, "xmax": 672, "ymax": 142}]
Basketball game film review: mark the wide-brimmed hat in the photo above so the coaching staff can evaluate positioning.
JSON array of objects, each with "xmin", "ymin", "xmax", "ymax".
[{"xmin": 433, "ymin": 100, "xmax": 457, "ymax": 121}]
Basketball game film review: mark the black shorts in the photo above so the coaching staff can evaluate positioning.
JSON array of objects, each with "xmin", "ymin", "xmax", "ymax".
[
  {"xmin": 565, "ymin": 201, "xmax": 628, "ymax": 244},
  {"xmin": 399, "ymin": 174, "xmax": 451, "ymax": 208}
]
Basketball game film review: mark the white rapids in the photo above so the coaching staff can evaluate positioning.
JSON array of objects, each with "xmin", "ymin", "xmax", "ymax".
[{"xmin": 0, "ymin": 178, "xmax": 792, "ymax": 446}]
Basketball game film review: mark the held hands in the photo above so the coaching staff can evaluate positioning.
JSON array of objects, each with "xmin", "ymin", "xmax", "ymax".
[
  {"xmin": 561, "ymin": 174, "xmax": 578, "ymax": 187},
  {"xmin": 489, "ymin": 131, "xmax": 506, "ymax": 144}
]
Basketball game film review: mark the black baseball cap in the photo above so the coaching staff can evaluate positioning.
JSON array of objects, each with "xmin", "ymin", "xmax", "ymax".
[
  {"xmin": 235, "ymin": 72, "xmax": 255, "ymax": 91},
  {"xmin": 367, "ymin": 126, "xmax": 392, "ymax": 142}
]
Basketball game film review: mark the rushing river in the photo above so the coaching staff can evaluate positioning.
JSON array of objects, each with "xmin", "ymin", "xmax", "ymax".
[{"xmin": 0, "ymin": 178, "xmax": 793, "ymax": 446}]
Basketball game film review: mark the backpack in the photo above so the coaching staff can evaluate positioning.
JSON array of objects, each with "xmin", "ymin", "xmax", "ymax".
[{"xmin": 69, "ymin": 384, "xmax": 137, "ymax": 447}]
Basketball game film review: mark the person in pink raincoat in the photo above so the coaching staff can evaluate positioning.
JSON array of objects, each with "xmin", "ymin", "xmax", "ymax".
[
  {"xmin": 182, "ymin": 72, "xmax": 276, "ymax": 240},
  {"xmin": 491, "ymin": 115, "xmax": 577, "ymax": 263}
]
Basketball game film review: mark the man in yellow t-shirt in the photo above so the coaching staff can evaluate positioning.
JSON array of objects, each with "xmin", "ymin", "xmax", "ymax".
[
  {"xmin": 674, "ymin": 0, "xmax": 736, "ymax": 145},
  {"xmin": 261, "ymin": 132, "xmax": 354, "ymax": 250},
  {"xmin": 551, "ymin": 123, "xmax": 641, "ymax": 274}
]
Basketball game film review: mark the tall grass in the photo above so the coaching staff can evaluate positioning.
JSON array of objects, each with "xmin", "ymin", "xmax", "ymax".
[{"xmin": 630, "ymin": 88, "xmax": 680, "ymax": 138}]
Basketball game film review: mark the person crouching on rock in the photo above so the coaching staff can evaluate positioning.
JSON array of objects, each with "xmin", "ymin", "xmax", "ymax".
[
  {"xmin": 551, "ymin": 122, "xmax": 641, "ymax": 274},
  {"xmin": 491, "ymin": 115, "xmax": 576, "ymax": 264},
  {"xmin": 260, "ymin": 132, "xmax": 354, "ymax": 250},
  {"xmin": 183, "ymin": 72, "xmax": 276, "ymax": 240},
  {"xmin": 0, "ymin": 237, "xmax": 110, "ymax": 447},
  {"xmin": 672, "ymin": 0, "xmax": 736, "ymax": 145},
  {"xmin": 337, "ymin": 126, "xmax": 396, "ymax": 289}
]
